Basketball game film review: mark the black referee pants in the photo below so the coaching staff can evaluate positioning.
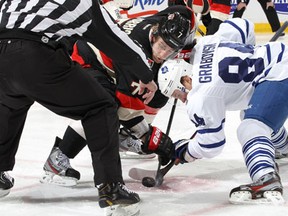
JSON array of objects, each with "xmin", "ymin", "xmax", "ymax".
[{"xmin": 0, "ymin": 39, "xmax": 122, "ymax": 185}]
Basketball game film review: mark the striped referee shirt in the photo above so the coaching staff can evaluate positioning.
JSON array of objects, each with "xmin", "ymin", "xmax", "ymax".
[
  {"xmin": 0, "ymin": 0, "xmax": 153, "ymax": 83},
  {"xmin": 0, "ymin": 0, "xmax": 94, "ymax": 41}
]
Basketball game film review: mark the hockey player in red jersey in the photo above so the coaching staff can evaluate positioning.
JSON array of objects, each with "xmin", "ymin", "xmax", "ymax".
[{"xmin": 40, "ymin": 5, "xmax": 197, "ymax": 187}]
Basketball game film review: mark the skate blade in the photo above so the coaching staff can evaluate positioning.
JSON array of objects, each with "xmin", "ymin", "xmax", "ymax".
[
  {"xmin": 263, "ymin": 191, "xmax": 285, "ymax": 205},
  {"xmin": 104, "ymin": 203, "xmax": 140, "ymax": 216},
  {"xmin": 120, "ymin": 151, "xmax": 156, "ymax": 159},
  {"xmin": 0, "ymin": 189, "xmax": 10, "ymax": 198},
  {"xmin": 229, "ymin": 191, "xmax": 285, "ymax": 205},
  {"xmin": 40, "ymin": 171, "xmax": 78, "ymax": 187}
]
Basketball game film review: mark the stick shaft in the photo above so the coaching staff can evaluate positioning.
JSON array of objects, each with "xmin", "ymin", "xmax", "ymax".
[
  {"xmin": 269, "ymin": 21, "xmax": 288, "ymax": 42},
  {"xmin": 166, "ymin": 98, "xmax": 178, "ymax": 135},
  {"xmin": 156, "ymin": 130, "xmax": 197, "ymax": 185},
  {"xmin": 154, "ymin": 99, "xmax": 178, "ymax": 186}
]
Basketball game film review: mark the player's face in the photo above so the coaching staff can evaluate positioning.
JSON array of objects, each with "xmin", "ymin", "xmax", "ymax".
[{"xmin": 152, "ymin": 37, "xmax": 177, "ymax": 63}]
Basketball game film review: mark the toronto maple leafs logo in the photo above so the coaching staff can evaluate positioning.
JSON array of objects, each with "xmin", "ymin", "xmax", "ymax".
[
  {"xmin": 148, "ymin": 58, "xmax": 154, "ymax": 68},
  {"xmin": 160, "ymin": 65, "xmax": 169, "ymax": 74},
  {"xmin": 191, "ymin": 114, "xmax": 206, "ymax": 127}
]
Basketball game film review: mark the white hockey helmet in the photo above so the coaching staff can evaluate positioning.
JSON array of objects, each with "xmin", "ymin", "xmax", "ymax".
[{"xmin": 158, "ymin": 59, "xmax": 193, "ymax": 98}]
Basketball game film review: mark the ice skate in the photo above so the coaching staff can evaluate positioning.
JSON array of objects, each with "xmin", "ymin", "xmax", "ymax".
[
  {"xmin": 275, "ymin": 150, "xmax": 288, "ymax": 159},
  {"xmin": 40, "ymin": 138, "xmax": 80, "ymax": 187},
  {"xmin": 119, "ymin": 129, "xmax": 156, "ymax": 159},
  {"xmin": 229, "ymin": 172, "xmax": 284, "ymax": 205},
  {"xmin": 0, "ymin": 172, "xmax": 14, "ymax": 198},
  {"xmin": 98, "ymin": 182, "xmax": 140, "ymax": 216}
]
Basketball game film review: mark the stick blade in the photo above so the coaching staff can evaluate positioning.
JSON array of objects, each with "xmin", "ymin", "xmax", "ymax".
[{"xmin": 128, "ymin": 168, "xmax": 156, "ymax": 181}]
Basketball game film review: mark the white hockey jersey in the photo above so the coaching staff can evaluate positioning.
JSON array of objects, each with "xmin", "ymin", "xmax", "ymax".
[{"xmin": 185, "ymin": 18, "xmax": 288, "ymax": 159}]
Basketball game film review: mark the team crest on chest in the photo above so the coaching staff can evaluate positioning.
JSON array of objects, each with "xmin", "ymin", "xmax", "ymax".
[{"xmin": 148, "ymin": 58, "xmax": 154, "ymax": 68}]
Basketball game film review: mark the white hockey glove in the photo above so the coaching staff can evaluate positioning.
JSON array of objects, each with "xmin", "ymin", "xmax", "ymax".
[{"xmin": 174, "ymin": 139, "xmax": 196, "ymax": 164}]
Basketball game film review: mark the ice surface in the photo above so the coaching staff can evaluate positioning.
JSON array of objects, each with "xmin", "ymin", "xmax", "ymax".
[{"xmin": 2, "ymin": 34, "xmax": 288, "ymax": 216}]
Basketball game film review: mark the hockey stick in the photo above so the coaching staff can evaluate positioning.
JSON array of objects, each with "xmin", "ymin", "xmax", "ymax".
[
  {"xmin": 196, "ymin": 13, "xmax": 206, "ymax": 37},
  {"xmin": 153, "ymin": 98, "xmax": 178, "ymax": 186},
  {"xmin": 141, "ymin": 98, "xmax": 178, "ymax": 187},
  {"xmin": 165, "ymin": 98, "xmax": 178, "ymax": 135},
  {"xmin": 130, "ymin": 130, "xmax": 197, "ymax": 182},
  {"xmin": 142, "ymin": 103, "xmax": 199, "ymax": 187},
  {"xmin": 154, "ymin": 130, "xmax": 197, "ymax": 185},
  {"xmin": 197, "ymin": 27, "xmax": 205, "ymax": 37},
  {"xmin": 153, "ymin": 158, "xmax": 176, "ymax": 186},
  {"xmin": 269, "ymin": 20, "xmax": 288, "ymax": 42}
]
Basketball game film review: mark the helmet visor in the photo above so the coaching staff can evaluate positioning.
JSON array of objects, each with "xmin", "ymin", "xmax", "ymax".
[{"xmin": 152, "ymin": 37, "xmax": 181, "ymax": 62}]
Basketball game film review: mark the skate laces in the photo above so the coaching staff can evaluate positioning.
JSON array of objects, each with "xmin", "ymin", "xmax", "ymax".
[
  {"xmin": 127, "ymin": 138, "xmax": 143, "ymax": 152},
  {"xmin": 120, "ymin": 137, "xmax": 143, "ymax": 153},
  {"xmin": 51, "ymin": 148, "xmax": 71, "ymax": 171},
  {"xmin": 118, "ymin": 182, "xmax": 134, "ymax": 194}
]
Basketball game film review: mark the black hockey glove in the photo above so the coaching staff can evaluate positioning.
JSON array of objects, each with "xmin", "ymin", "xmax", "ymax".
[
  {"xmin": 174, "ymin": 139, "xmax": 196, "ymax": 164},
  {"xmin": 142, "ymin": 126, "xmax": 174, "ymax": 165}
]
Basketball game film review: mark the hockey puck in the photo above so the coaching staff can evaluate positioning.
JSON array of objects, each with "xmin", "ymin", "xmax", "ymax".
[{"xmin": 142, "ymin": 177, "xmax": 156, "ymax": 187}]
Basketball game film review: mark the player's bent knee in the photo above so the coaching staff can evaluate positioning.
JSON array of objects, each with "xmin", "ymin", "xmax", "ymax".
[{"xmin": 237, "ymin": 119, "xmax": 272, "ymax": 146}]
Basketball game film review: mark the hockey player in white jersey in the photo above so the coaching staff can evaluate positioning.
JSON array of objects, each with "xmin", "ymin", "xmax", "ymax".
[{"xmin": 157, "ymin": 18, "xmax": 288, "ymax": 204}]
